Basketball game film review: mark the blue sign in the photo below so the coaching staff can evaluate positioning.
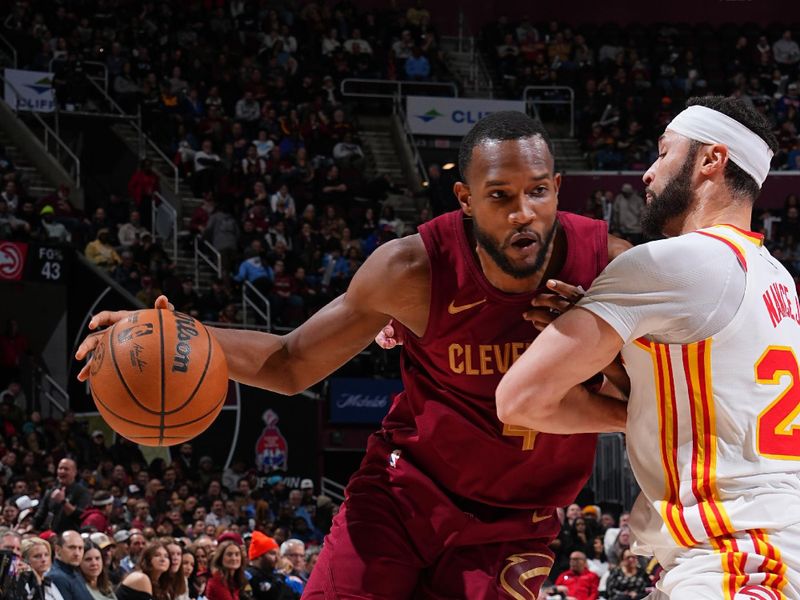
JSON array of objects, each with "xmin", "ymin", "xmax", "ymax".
[{"xmin": 329, "ymin": 378, "xmax": 404, "ymax": 424}]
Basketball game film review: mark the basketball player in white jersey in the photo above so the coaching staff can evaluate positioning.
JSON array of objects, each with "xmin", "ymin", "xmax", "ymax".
[{"xmin": 497, "ymin": 95, "xmax": 800, "ymax": 599}]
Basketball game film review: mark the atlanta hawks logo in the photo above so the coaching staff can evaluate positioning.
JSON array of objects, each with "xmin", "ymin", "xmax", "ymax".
[
  {"xmin": 499, "ymin": 552, "xmax": 553, "ymax": 600},
  {"xmin": 0, "ymin": 242, "xmax": 25, "ymax": 280},
  {"xmin": 734, "ymin": 585, "xmax": 783, "ymax": 600}
]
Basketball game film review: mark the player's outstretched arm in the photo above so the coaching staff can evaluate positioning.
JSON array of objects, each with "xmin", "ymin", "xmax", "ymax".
[
  {"xmin": 251, "ymin": 235, "xmax": 428, "ymax": 393},
  {"xmin": 77, "ymin": 235, "xmax": 429, "ymax": 395},
  {"xmin": 496, "ymin": 306, "xmax": 627, "ymax": 434}
]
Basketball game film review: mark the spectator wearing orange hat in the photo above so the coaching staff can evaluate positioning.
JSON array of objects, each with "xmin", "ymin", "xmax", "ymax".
[{"xmin": 244, "ymin": 532, "xmax": 297, "ymax": 600}]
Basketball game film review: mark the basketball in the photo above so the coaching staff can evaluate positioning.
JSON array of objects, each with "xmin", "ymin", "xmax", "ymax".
[{"xmin": 88, "ymin": 309, "xmax": 229, "ymax": 447}]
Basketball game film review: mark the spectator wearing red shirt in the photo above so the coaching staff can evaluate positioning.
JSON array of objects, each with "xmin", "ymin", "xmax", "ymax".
[
  {"xmin": 80, "ymin": 491, "xmax": 113, "ymax": 534},
  {"xmin": 551, "ymin": 552, "xmax": 600, "ymax": 600},
  {"xmin": 205, "ymin": 541, "xmax": 244, "ymax": 600},
  {"xmin": 127, "ymin": 159, "xmax": 160, "ymax": 228}
]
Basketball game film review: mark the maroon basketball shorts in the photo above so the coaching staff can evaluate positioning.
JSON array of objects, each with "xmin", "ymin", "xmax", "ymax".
[{"xmin": 303, "ymin": 435, "xmax": 560, "ymax": 599}]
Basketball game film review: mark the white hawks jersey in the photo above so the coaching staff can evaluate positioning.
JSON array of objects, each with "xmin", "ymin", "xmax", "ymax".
[{"xmin": 581, "ymin": 224, "xmax": 800, "ymax": 598}]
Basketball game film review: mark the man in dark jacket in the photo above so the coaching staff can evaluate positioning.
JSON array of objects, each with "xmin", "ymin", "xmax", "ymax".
[
  {"xmin": 46, "ymin": 531, "xmax": 94, "ymax": 600},
  {"xmin": 245, "ymin": 532, "xmax": 298, "ymax": 600},
  {"xmin": 32, "ymin": 459, "xmax": 90, "ymax": 533}
]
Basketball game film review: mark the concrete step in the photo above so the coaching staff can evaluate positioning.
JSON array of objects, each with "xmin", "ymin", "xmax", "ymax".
[
  {"xmin": 27, "ymin": 185, "xmax": 53, "ymax": 197},
  {"xmin": 182, "ymin": 197, "xmax": 203, "ymax": 208}
]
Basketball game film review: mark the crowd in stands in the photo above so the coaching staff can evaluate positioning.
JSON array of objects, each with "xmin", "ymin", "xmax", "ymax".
[
  {"xmin": 0, "ymin": 378, "xmax": 339, "ymax": 599},
  {"xmin": 580, "ymin": 182, "xmax": 800, "ymax": 281},
  {"xmin": 2, "ymin": 0, "xmax": 450, "ymax": 325},
  {"xmin": 538, "ymin": 504, "xmax": 656, "ymax": 599},
  {"xmin": 482, "ymin": 19, "xmax": 800, "ymax": 171},
  {"xmin": 0, "ymin": 371, "xmax": 650, "ymax": 600}
]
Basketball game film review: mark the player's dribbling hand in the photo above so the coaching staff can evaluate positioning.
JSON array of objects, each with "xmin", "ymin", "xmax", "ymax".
[
  {"xmin": 375, "ymin": 321, "xmax": 403, "ymax": 349},
  {"xmin": 524, "ymin": 279, "xmax": 585, "ymax": 330},
  {"xmin": 75, "ymin": 295, "xmax": 175, "ymax": 381}
]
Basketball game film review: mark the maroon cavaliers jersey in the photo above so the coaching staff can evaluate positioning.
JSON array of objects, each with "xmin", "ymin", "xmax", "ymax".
[{"xmin": 386, "ymin": 210, "xmax": 609, "ymax": 510}]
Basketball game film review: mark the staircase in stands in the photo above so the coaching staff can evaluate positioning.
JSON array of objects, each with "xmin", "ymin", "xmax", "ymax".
[
  {"xmin": 0, "ymin": 130, "xmax": 60, "ymax": 202},
  {"xmin": 357, "ymin": 114, "xmax": 421, "ymax": 226}
]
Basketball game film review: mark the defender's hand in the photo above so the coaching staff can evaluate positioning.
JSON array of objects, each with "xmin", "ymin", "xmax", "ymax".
[
  {"xmin": 75, "ymin": 295, "xmax": 174, "ymax": 381},
  {"xmin": 523, "ymin": 279, "xmax": 586, "ymax": 331},
  {"xmin": 375, "ymin": 321, "xmax": 403, "ymax": 349}
]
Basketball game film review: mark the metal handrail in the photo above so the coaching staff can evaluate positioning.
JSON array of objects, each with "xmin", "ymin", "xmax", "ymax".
[
  {"xmin": 48, "ymin": 57, "xmax": 108, "ymax": 92},
  {"xmin": 320, "ymin": 477, "xmax": 346, "ymax": 502},
  {"xmin": 588, "ymin": 432, "xmax": 640, "ymax": 509},
  {"xmin": 441, "ymin": 35, "xmax": 493, "ymax": 97},
  {"xmin": 522, "ymin": 85, "xmax": 575, "ymax": 138},
  {"xmin": 83, "ymin": 60, "xmax": 108, "ymax": 92},
  {"xmin": 84, "ymin": 76, "xmax": 180, "ymax": 193},
  {"xmin": 194, "ymin": 236, "xmax": 221, "ymax": 287},
  {"xmin": 151, "ymin": 191, "xmax": 178, "ymax": 260},
  {"xmin": 242, "ymin": 279, "xmax": 271, "ymax": 331},
  {"xmin": 340, "ymin": 78, "xmax": 458, "ymax": 99},
  {"xmin": 441, "ymin": 35, "xmax": 474, "ymax": 55},
  {"xmin": 0, "ymin": 33, "xmax": 17, "ymax": 68},
  {"xmin": 38, "ymin": 371, "xmax": 69, "ymax": 418},
  {"xmin": 474, "ymin": 50, "xmax": 494, "ymax": 98},
  {"xmin": 0, "ymin": 70, "xmax": 81, "ymax": 186},
  {"xmin": 203, "ymin": 320, "xmax": 272, "ymax": 332},
  {"xmin": 393, "ymin": 95, "xmax": 429, "ymax": 188}
]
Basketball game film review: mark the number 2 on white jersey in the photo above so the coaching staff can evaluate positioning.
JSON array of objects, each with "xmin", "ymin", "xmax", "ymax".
[{"xmin": 755, "ymin": 346, "xmax": 800, "ymax": 460}]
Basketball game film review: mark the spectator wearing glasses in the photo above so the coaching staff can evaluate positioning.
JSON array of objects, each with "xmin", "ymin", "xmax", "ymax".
[
  {"xmin": 278, "ymin": 539, "xmax": 306, "ymax": 588},
  {"xmin": 549, "ymin": 551, "xmax": 600, "ymax": 600}
]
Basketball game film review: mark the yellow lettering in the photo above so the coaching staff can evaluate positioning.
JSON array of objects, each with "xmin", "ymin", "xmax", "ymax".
[
  {"xmin": 448, "ymin": 344, "xmax": 464, "ymax": 374},
  {"xmin": 479, "ymin": 345, "xmax": 494, "ymax": 375},
  {"xmin": 494, "ymin": 343, "xmax": 511, "ymax": 373},
  {"xmin": 464, "ymin": 344, "xmax": 480, "ymax": 375},
  {"xmin": 511, "ymin": 342, "xmax": 526, "ymax": 364}
]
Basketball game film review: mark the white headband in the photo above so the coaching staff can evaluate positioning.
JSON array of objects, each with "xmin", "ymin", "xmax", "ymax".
[{"xmin": 665, "ymin": 105, "xmax": 773, "ymax": 188}]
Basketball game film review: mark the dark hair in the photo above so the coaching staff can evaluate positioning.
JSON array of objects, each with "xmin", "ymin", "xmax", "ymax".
[
  {"xmin": 457, "ymin": 111, "xmax": 554, "ymax": 181},
  {"xmin": 685, "ymin": 96, "xmax": 778, "ymax": 201},
  {"xmin": 163, "ymin": 540, "xmax": 188, "ymax": 599},
  {"xmin": 591, "ymin": 535, "xmax": 608, "ymax": 561},
  {"xmin": 81, "ymin": 542, "xmax": 114, "ymax": 596}
]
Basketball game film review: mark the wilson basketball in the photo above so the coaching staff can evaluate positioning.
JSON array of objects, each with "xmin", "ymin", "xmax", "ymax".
[{"xmin": 88, "ymin": 309, "xmax": 229, "ymax": 447}]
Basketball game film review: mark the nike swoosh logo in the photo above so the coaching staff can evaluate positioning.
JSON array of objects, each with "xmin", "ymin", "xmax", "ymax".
[
  {"xmin": 531, "ymin": 511, "xmax": 552, "ymax": 524},
  {"xmin": 448, "ymin": 298, "xmax": 487, "ymax": 314}
]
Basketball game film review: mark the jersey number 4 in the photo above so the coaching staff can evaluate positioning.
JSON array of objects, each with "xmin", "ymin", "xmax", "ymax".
[
  {"xmin": 755, "ymin": 346, "xmax": 800, "ymax": 460},
  {"xmin": 502, "ymin": 424, "xmax": 538, "ymax": 450}
]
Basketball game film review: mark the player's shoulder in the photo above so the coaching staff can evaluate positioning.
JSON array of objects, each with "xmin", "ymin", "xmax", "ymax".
[
  {"xmin": 615, "ymin": 231, "xmax": 739, "ymax": 269},
  {"xmin": 350, "ymin": 234, "xmax": 430, "ymax": 300},
  {"xmin": 366, "ymin": 234, "xmax": 428, "ymax": 276},
  {"xmin": 607, "ymin": 234, "xmax": 632, "ymax": 261},
  {"xmin": 120, "ymin": 572, "xmax": 152, "ymax": 593}
]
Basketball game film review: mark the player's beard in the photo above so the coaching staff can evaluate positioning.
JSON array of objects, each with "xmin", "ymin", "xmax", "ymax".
[
  {"xmin": 472, "ymin": 217, "xmax": 557, "ymax": 280},
  {"xmin": 641, "ymin": 144, "xmax": 699, "ymax": 238}
]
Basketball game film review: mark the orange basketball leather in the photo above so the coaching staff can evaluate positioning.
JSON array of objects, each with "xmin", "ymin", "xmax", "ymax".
[{"xmin": 89, "ymin": 309, "xmax": 228, "ymax": 446}]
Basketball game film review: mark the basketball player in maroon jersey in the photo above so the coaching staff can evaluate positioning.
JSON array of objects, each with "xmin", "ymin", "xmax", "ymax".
[{"xmin": 77, "ymin": 112, "xmax": 629, "ymax": 598}]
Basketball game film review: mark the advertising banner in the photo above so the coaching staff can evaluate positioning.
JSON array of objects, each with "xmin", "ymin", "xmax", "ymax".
[
  {"xmin": 406, "ymin": 96, "xmax": 526, "ymax": 136},
  {"xmin": 329, "ymin": 378, "xmax": 403, "ymax": 424},
  {"xmin": 4, "ymin": 69, "xmax": 56, "ymax": 112}
]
